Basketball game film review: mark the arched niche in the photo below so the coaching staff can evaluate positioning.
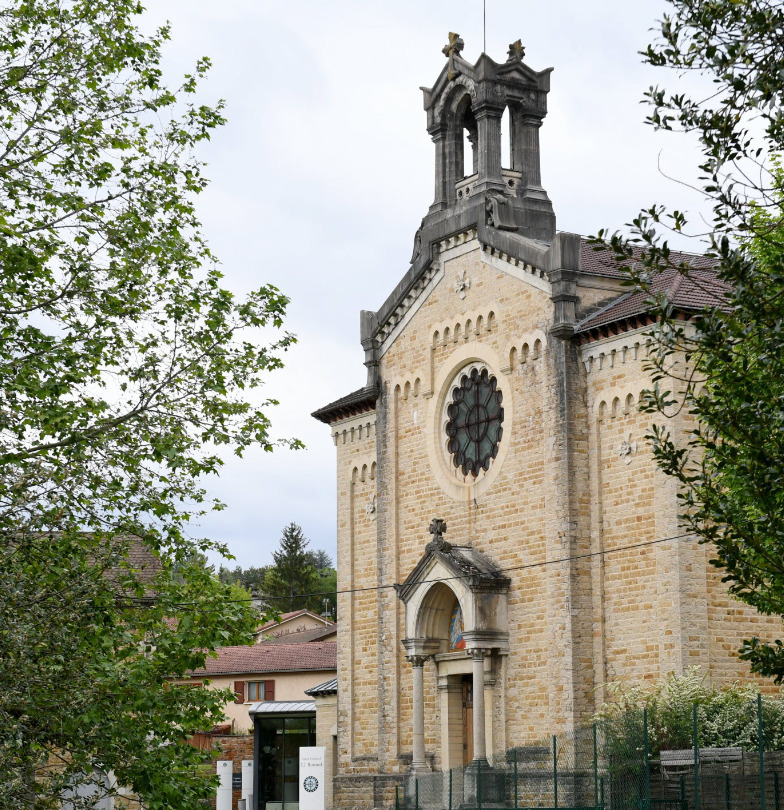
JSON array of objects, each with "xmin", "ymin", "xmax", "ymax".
[
  {"xmin": 397, "ymin": 536, "xmax": 510, "ymax": 656},
  {"xmin": 414, "ymin": 581, "xmax": 468, "ymax": 654}
]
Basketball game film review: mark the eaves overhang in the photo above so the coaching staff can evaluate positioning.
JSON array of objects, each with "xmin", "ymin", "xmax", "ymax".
[{"xmin": 311, "ymin": 385, "xmax": 379, "ymax": 425}]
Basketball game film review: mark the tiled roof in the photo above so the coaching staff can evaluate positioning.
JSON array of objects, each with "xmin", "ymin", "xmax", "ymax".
[
  {"xmin": 311, "ymin": 385, "xmax": 378, "ymax": 425},
  {"xmin": 305, "ymin": 677, "xmax": 338, "ymax": 696},
  {"xmin": 190, "ymin": 641, "xmax": 336, "ymax": 677},
  {"xmin": 578, "ymin": 240, "xmax": 717, "ymax": 279},
  {"xmin": 259, "ymin": 625, "xmax": 337, "ymax": 645},
  {"xmin": 575, "ymin": 265, "xmax": 730, "ymax": 335}
]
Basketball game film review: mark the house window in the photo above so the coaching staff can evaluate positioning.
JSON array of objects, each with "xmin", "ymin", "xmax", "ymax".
[{"xmin": 248, "ymin": 680, "xmax": 275, "ymax": 702}]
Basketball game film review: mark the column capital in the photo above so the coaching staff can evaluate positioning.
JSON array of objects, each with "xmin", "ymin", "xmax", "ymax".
[
  {"xmin": 519, "ymin": 112, "xmax": 544, "ymax": 128},
  {"xmin": 406, "ymin": 654, "xmax": 429, "ymax": 668},
  {"xmin": 468, "ymin": 647, "xmax": 492, "ymax": 661},
  {"xmin": 402, "ymin": 637, "xmax": 440, "ymax": 659}
]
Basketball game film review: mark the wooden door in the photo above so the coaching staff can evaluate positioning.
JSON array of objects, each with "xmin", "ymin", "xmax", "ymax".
[{"xmin": 462, "ymin": 675, "xmax": 474, "ymax": 766}]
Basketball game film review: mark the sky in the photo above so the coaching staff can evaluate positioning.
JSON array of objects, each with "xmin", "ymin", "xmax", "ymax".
[{"xmin": 145, "ymin": 0, "xmax": 710, "ymax": 570}]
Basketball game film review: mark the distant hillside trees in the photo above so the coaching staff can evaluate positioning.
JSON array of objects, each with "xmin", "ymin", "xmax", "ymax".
[{"xmin": 218, "ymin": 564, "xmax": 271, "ymax": 592}]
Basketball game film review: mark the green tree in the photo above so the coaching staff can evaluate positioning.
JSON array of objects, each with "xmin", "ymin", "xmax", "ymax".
[
  {"xmin": 218, "ymin": 563, "xmax": 270, "ymax": 591},
  {"xmin": 309, "ymin": 548, "xmax": 333, "ymax": 570},
  {"xmin": 0, "ymin": 1, "xmax": 296, "ymax": 807},
  {"xmin": 316, "ymin": 566, "xmax": 338, "ymax": 620},
  {"xmin": 262, "ymin": 523, "xmax": 323, "ymax": 613},
  {"xmin": 596, "ymin": 0, "xmax": 784, "ymax": 682}
]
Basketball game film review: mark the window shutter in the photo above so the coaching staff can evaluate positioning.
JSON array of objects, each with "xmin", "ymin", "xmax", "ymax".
[
  {"xmin": 264, "ymin": 680, "xmax": 275, "ymax": 701},
  {"xmin": 234, "ymin": 680, "xmax": 245, "ymax": 704}
]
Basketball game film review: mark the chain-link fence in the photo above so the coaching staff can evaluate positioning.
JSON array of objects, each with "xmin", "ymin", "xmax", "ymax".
[{"xmin": 396, "ymin": 696, "xmax": 784, "ymax": 810}]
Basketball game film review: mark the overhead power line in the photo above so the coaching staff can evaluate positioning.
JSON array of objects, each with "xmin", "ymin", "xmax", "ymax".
[{"xmin": 168, "ymin": 530, "xmax": 696, "ymax": 608}]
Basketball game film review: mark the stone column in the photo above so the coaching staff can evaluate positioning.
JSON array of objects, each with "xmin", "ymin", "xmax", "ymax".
[
  {"xmin": 428, "ymin": 124, "xmax": 449, "ymax": 212},
  {"xmin": 408, "ymin": 655, "xmax": 430, "ymax": 773},
  {"xmin": 511, "ymin": 110, "xmax": 545, "ymax": 191},
  {"xmin": 469, "ymin": 649, "xmax": 489, "ymax": 764},
  {"xmin": 467, "ymin": 130, "xmax": 478, "ymax": 176},
  {"xmin": 473, "ymin": 104, "xmax": 505, "ymax": 193}
]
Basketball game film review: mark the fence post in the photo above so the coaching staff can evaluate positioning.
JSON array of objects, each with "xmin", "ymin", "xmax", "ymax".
[
  {"xmin": 679, "ymin": 775, "xmax": 685, "ymax": 810},
  {"xmin": 514, "ymin": 748, "xmax": 519, "ymax": 810},
  {"xmin": 449, "ymin": 768, "xmax": 453, "ymax": 810},
  {"xmin": 600, "ymin": 776, "xmax": 605, "ymax": 810},
  {"xmin": 759, "ymin": 693, "xmax": 766, "ymax": 810},
  {"xmin": 554, "ymin": 735, "xmax": 559, "ymax": 810},
  {"xmin": 415, "ymin": 778, "xmax": 419, "ymax": 810},
  {"xmin": 478, "ymin": 758, "xmax": 483, "ymax": 810},
  {"xmin": 644, "ymin": 707, "xmax": 651, "ymax": 810},
  {"xmin": 594, "ymin": 723, "xmax": 599, "ymax": 810},
  {"xmin": 395, "ymin": 784, "xmax": 399, "ymax": 810},
  {"xmin": 693, "ymin": 702, "xmax": 700, "ymax": 810},
  {"xmin": 774, "ymin": 772, "xmax": 779, "ymax": 810},
  {"xmin": 724, "ymin": 772, "xmax": 730, "ymax": 810}
]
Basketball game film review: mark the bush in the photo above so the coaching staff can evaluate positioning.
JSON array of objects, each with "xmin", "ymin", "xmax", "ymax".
[{"xmin": 595, "ymin": 668, "xmax": 784, "ymax": 756}]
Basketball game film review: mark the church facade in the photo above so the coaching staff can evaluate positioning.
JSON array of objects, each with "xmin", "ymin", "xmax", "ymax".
[{"xmin": 313, "ymin": 36, "xmax": 781, "ymax": 809}]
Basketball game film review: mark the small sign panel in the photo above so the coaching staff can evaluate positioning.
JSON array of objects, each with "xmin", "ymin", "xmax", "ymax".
[
  {"xmin": 215, "ymin": 761, "xmax": 232, "ymax": 810},
  {"xmin": 299, "ymin": 746, "xmax": 326, "ymax": 810},
  {"xmin": 241, "ymin": 760, "xmax": 254, "ymax": 802},
  {"xmin": 232, "ymin": 773, "xmax": 242, "ymax": 790}
]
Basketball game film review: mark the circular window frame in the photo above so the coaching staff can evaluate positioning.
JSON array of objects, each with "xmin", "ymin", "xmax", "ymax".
[
  {"xmin": 443, "ymin": 363, "xmax": 504, "ymax": 476},
  {"xmin": 427, "ymin": 343, "xmax": 513, "ymax": 501}
]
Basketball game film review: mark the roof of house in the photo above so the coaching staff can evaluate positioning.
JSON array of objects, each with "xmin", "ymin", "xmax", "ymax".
[
  {"xmin": 304, "ymin": 677, "xmax": 338, "ymax": 696},
  {"xmin": 258, "ymin": 625, "xmax": 337, "ymax": 645},
  {"xmin": 257, "ymin": 609, "xmax": 334, "ymax": 632},
  {"xmin": 575, "ymin": 264, "xmax": 730, "ymax": 336},
  {"xmin": 189, "ymin": 641, "xmax": 337, "ymax": 677}
]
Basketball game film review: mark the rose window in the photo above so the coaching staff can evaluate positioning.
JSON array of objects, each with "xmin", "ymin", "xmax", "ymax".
[{"xmin": 445, "ymin": 367, "xmax": 504, "ymax": 476}]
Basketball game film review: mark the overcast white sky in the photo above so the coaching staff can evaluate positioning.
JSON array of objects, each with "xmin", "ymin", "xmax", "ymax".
[{"xmin": 146, "ymin": 0, "xmax": 709, "ymax": 570}]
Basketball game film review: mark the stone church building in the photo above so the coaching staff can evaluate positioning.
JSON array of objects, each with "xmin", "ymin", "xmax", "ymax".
[{"xmin": 312, "ymin": 36, "xmax": 781, "ymax": 808}]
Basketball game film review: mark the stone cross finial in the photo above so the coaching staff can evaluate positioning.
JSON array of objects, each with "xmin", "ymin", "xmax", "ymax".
[
  {"xmin": 427, "ymin": 518, "xmax": 452, "ymax": 552},
  {"xmin": 442, "ymin": 32, "xmax": 465, "ymax": 81},
  {"xmin": 507, "ymin": 39, "xmax": 525, "ymax": 62}
]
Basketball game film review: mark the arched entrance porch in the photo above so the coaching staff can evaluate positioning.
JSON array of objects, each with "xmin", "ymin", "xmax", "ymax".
[{"xmin": 395, "ymin": 519, "xmax": 510, "ymax": 776}]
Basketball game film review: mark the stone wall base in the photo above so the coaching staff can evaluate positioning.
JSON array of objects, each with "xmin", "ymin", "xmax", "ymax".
[{"xmin": 334, "ymin": 773, "xmax": 407, "ymax": 810}]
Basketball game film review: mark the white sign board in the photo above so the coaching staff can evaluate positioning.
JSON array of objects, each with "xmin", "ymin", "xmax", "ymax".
[
  {"xmin": 299, "ymin": 746, "xmax": 326, "ymax": 810},
  {"xmin": 241, "ymin": 759, "xmax": 254, "ymax": 803},
  {"xmin": 215, "ymin": 761, "xmax": 232, "ymax": 810}
]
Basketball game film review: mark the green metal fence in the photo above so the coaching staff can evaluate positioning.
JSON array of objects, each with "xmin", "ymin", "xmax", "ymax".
[{"xmin": 395, "ymin": 697, "xmax": 784, "ymax": 810}]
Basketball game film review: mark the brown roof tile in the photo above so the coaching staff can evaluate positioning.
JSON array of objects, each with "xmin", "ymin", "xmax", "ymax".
[
  {"xmin": 311, "ymin": 385, "xmax": 378, "ymax": 425},
  {"xmin": 576, "ymin": 265, "xmax": 730, "ymax": 335},
  {"xmin": 190, "ymin": 641, "xmax": 337, "ymax": 676},
  {"xmin": 579, "ymin": 240, "xmax": 717, "ymax": 279},
  {"xmin": 258, "ymin": 626, "xmax": 337, "ymax": 645}
]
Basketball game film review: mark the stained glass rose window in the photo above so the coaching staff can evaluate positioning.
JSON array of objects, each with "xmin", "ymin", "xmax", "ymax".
[{"xmin": 445, "ymin": 367, "xmax": 504, "ymax": 476}]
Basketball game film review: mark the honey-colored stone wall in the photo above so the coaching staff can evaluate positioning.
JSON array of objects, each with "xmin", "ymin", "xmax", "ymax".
[
  {"xmin": 584, "ymin": 327, "xmax": 783, "ymax": 698},
  {"xmin": 330, "ymin": 235, "xmax": 784, "ymax": 809},
  {"xmin": 333, "ymin": 411, "xmax": 379, "ymax": 773}
]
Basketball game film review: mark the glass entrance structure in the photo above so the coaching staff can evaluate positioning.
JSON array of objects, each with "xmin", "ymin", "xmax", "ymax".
[{"xmin": 250, "ymin": 700, "xmax": 317, "ymax": 810}]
